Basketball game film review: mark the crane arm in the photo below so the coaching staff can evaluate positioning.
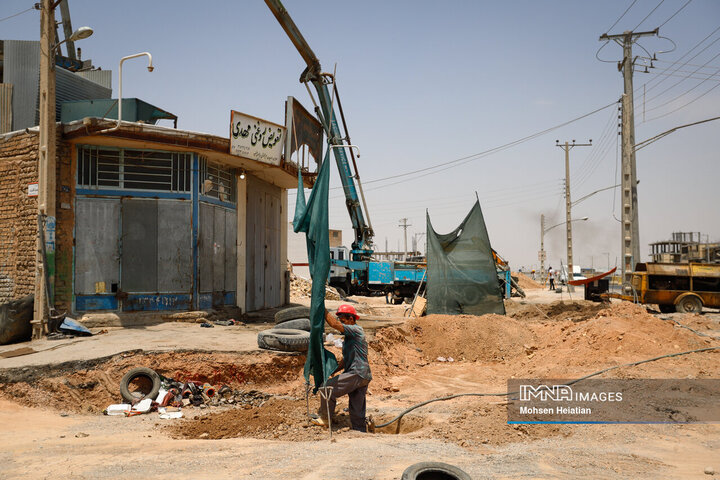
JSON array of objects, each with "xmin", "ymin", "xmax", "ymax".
[{"xmin": 264, "ymin": 0, "xmax": 374, "ymax": 256}]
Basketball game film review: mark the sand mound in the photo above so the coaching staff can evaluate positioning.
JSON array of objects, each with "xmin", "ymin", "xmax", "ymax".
[
  {"xmin": 530, "ymin": 302, "xmax": 715, "ymax": 368},
  {"xmin": 406, "ymin": 314, "xmax": 535, "ymax": 362},
  {"xmin": 516, "ymin": 272, "xmax": 543, "ymax": 289},
  {"xmin": 506, "ymin": 300, "xmax": 604, "ymax": 322}
]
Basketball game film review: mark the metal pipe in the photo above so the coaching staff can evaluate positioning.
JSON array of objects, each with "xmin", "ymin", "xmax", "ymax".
[{"xmin": 95, "ymin": 52, "xmax": 153, "ymax": 134}]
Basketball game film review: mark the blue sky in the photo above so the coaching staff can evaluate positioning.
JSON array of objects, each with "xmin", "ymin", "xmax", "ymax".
[{"xmin": 3, "ymin": 0, "xmax": 719, "ymax": 271}]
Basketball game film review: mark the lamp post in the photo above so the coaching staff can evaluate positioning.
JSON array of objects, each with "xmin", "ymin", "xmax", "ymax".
[
  {"xmin": 34, "ymin": 0, "xmax": 93, "ymax": 338},
  {"xmin": 540, "ymin": 215, "xmax": 588, "ymax": 285}
]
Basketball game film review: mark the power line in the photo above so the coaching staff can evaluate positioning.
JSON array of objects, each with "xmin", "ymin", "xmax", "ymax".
[
  {"xmin": 658, "ymin": 0, "xmax": 692, "ymax": 28},
  {"xmin": 645, "ymin": 81, "xmax": 720, "ymax": 121},
  {"xmin": 633, "ymin": 0, "xmax": 665, "ymax": 31},
  {"xmin": 0, "ymin": 6, "xmax": 34, "ymax": 23},
  {"xmin": 354, "ymin": 101, "xmax": 618, "ymax": 189},
  {"xmin": 643, "ymin": 51, "xmax": 720, "ymax": 114},
  {"xmin": 604, "ymin": 0, "xmax": 638, "ymax": 34}
]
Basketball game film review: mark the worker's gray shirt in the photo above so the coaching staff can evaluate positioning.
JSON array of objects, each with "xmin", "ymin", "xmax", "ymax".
[{"xmin": 342, "ymin": 324, "xmax": 372, "ymax": 381}]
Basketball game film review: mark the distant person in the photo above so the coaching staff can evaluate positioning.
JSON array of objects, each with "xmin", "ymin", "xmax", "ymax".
[
  {"xmin": 531, "ymin": 269, "xmax": 536, "ymax": 281},
  {"xmin": 548, "ymin": 267, "xmax": 555, "ymax": 290}
]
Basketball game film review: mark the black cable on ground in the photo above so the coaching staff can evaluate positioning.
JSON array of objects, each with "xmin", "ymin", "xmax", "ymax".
[
  {"xmin": 659, "ymin": 315, "xmax": 720, "ymax": 340},
  {"xmin": 374, "ymin": 345, "xmax": 720, "ymax": 428}
]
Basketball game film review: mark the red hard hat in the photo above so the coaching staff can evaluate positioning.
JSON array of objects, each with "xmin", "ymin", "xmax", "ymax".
[{"xmin": 336, "ymin": 304, "xmax": 359, "ymax": 320}]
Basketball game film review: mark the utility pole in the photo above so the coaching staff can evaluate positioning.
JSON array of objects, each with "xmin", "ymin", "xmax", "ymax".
[
  {"xmin": 556, "ymin": 140, "xmax": 591, "ymax": 291},
  {"xmin": 599, "ymin": 28, "xmax": 658, "ymax": 291},
  {"xmin": 539, "ymin": 214, "xmax": 546, "ymax": 278},
  {"xmin": 34, "ymin": 0, "xmax": 58, "ymax": 338},
  {"xmin": 398, "ymin": 218, "xmax": 411, "ymax": 261}
]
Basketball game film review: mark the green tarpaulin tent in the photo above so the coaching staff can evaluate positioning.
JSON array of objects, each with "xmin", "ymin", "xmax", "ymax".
[
  {"xmin": 426, "ymin": 200, "xmax": 505, "ymax": 316},
  {"xmin": 293, "ymin": 153, "xmax": 338, "ymax": 392}
]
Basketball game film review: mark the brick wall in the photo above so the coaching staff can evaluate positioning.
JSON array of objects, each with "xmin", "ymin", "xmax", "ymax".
[
  {"xmin": 54, "ymin": 140, "xmax": 74, "ymax": 313},
  {"xmin": 0, "ymin": 130, "xmax": 40, "ymax": 303},
  {"xmin": 0, "ymin": 128, "xmax": 72, "ymax": 312}
]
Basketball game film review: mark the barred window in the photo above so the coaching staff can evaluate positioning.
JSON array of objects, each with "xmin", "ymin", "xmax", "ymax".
[
  {"xmin": 200, "ymin": 156, "xmax": 236, "ymax": 204},
  {"xmin": 77, "ymin": 146, "xmax": 191, "ymax": 192}
]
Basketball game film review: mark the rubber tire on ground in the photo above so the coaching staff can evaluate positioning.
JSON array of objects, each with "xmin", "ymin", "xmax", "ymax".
[
  {"xmin": 274, "ymin": 306, "xmax": 311, "ymax": 324},
  {"xmin": 274, "ymin": 317, "xmax": 311, "ymax": 332},
  {"xmin": 120, "ymin": 367, "xmax": 161, "ymax": 403},
  {"xmin": 658, "ymin": 304, "xmax": 675, "ymax": 314},
  {"xmin": 401, "ymin": 461, "xmax": 472, "ymax": 480},
  {"xmin": 676, "ymin": 295, "xmax": 703, "ymax": 314},
  {"xmin": 257, "ymin": 328, "xmax": 310, "ymax": 352}
]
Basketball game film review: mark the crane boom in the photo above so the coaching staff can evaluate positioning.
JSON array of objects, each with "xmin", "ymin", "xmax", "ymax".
[{"xmin": 264, "ymin": 0, "xmax": 374, "ymax": 257}]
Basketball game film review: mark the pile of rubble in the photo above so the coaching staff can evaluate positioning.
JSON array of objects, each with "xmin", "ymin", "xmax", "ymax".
[{"xmin": 289, "ymin": 273, "xmax": 342, "ymax": 300}]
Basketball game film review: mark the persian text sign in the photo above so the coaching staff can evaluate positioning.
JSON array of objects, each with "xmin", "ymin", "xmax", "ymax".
[{"xmin": 230, "ymin": 111, "xmax": 285, "ymax": 166}]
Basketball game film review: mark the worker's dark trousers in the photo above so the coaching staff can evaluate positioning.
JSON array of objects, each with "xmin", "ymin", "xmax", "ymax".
[{"xmin": 318, "ymin": 372, "xmax": 370, "ymax": 432}]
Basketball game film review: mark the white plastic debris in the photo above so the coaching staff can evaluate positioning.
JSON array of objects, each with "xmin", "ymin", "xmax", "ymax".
[
  {"xmin": 158, "ymin": 407, "xmax": 183, "ymax": 419},
  {"xmin": 447, "ymin": 357, "xmax": 455, "ymax": 362},
  {"xmin": 155, "ymin": 387, "xmax": 168, "ymax": 403},
  {"xmin": 131, "ymin": 398, "xmax": 153, "ymax": 413},
  {"xmin": 437, "ymin": 356, "xmax": 447, "ymax": 362},
  {"xmin": 105, "ymin": 403, "xmax": 131, "ymax": 416}
]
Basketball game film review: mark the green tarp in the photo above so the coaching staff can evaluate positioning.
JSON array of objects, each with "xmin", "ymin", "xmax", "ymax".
[
  {"xmin": 426, "ymin": 200, "xmax": 505, "ymax": 316},
  {"xmin": 293, "ymin": 153, "xmax": 338, "ymax": 392}
]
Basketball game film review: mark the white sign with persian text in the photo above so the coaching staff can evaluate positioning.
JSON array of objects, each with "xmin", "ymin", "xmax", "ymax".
[{"xmin": 230, "ymin": 110, "xmax": 286, "ymax": 166}]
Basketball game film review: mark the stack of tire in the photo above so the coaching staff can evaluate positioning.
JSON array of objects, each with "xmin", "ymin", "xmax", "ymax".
[{"xmin": 257, "ymin": 306, "xmax": 312, "ymax": 352}]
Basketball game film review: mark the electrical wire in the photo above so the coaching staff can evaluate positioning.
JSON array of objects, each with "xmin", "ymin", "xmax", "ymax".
[
  {"xmin": 374, "ymin": 345, "xmax": 720, "ymax": 428},
  {"xmin": 0, "ymin": 6, "xmax": 34, "ymax": 23},
  {"xmin": 645, "ymin": 80, "xmax": 720, "ymax": 121},
  {"xmin": 347, "ymin": 101, "xmax": 619, "ymax": 189},
  {"xmin": 658, "ymin": 0, "xmax": 692, "ymax": 28},
  {"xmin": 604, "ymin": 0, "xmax": 638, "ymax": 34},
  {"xmin": 633, "ymin": 0, "xmax": 665, "ymax": 31}
]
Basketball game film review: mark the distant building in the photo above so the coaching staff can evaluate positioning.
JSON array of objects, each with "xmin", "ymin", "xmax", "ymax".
[{"xmin": 649, "ymin": 232, "xmax": 719, "ymax": 264}]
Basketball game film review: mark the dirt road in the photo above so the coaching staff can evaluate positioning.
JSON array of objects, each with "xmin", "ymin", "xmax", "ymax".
[{"xmin": 1, "ymin": 293, "xmax": 719, "ymax": 479}]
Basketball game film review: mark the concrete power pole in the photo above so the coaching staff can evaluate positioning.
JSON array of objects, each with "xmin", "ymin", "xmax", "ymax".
[
  {"xmin": 556, "ymin": 140, "xmax": 591, "ymax": 291},
  {"xmin": 398, "ymin": 218, "xmax": 411, "ymax": 261},
  {"xmin": 599, "ymin": 28, "xmax": 658, "ymax": 290},
  {"xmin": 34, "ymin": 0, "xmax": 58, "ymax": 337},
  {"xmin": 540, "ymin": 214, "xmax": 546, "ymax": 278}
]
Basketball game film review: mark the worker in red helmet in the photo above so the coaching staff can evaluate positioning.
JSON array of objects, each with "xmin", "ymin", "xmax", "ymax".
[{"xmin": 311, "ymin": 304, "xmax": 372, "ymax": 432}]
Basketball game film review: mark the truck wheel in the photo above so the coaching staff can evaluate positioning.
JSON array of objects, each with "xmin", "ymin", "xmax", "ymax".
[
  {"xmin": 676, "ymin": 295, "xmax": 703, "ymax": 314},
  {"xmin": 257, "ymin": 328, "xmax": 310, "ymax": 352},
  {"xmin": 274, "ymin": 306, "xmax": 311, "ymax": 324}
]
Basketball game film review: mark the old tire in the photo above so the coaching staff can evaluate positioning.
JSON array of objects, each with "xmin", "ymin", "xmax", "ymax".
[
  {"xmin": 676, "ymin": 295, "xmax": 703, "ymax": 314},
  {"xmin": 120, "ymin": 367, "xmax": 161, "ymax": 403},
  {"xmin": 401, "ymin": 462, "xmax": 472, "ymax": 480},
  {"xmin": 274, "ymin": 317, "xmax": 311, "ymax": 332},
  {"xmin": 257, "ymin": 328, "xmax": 310, "ymax": 352},
  {"xmin": 274, "ymin": 306, "xmax": 311, "ymax": 324}
]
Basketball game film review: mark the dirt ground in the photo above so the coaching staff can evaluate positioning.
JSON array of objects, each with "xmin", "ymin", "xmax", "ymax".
[{"xmin": 1, "ymin": 291, "xmax": 719, "ymax": 479}]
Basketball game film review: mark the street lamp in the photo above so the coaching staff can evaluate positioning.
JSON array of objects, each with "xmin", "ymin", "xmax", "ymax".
[
  {"xmin": 34, "ymin": 0, "xmax": 94, "ymax": 338},
  {"xmin": 96, "ymin": 52, "xmax": 154, "ymax": 134},
  {"xmin": 539, "ymin": 215, "xmax": 588, "ymax": 284}
]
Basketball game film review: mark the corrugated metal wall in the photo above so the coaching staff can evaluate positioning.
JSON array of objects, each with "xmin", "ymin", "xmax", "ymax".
[
  {"xmin": 76, "ymin": 70, "xmax": 112, "ymax": 89},
  {"xmin": 0, "ymin": 84, "xmax": 12, "ymax": 134},
  {"xmin": 56, "ymin": 67, "xmax": 111, "ymax": 120},
  {"xmin": 1, "ymin": 40, "xmax": 111, "ymax": 131},
  {"xmin": 2, "ymin": 40, "xmax": 40, "ymax": 131}
]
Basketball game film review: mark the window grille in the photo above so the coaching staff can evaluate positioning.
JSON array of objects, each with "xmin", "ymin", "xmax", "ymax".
[
  {"xmin": 199, "ymin": 156, "xmax": 236, "ymax": 203},
  {"xmin": 77, "ymin": 146, "xmax": 191, "ymax": 192}
]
